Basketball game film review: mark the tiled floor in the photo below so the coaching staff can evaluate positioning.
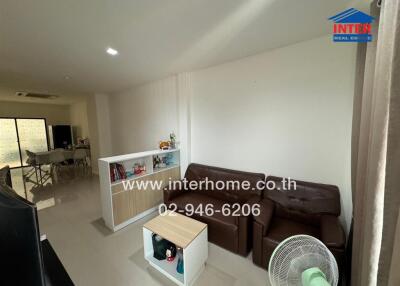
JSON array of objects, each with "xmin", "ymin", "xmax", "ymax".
[{"xmin": 11, "ymin": 167, "xmax": 269, "ymax": 286}]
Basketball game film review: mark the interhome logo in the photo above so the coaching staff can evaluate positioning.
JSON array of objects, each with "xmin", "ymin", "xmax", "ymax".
[{"xmin": 329, "ymin": 8, "xmax": 374, "ymax": 42}]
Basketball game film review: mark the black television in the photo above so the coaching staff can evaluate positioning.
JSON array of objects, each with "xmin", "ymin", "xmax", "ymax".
[
  {"xmin": 0, "ymin": 184, "xmax": 74, "ymax": 285},
  {"xmin": 49, "ymin": 125, "xmax": 73, "ymax": 149},
  {"xmin": 0, "ymin": 185, "xmax": 45, "ymax": 285}
]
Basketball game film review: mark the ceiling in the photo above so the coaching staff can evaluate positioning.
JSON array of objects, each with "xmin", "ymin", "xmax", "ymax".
[{"xmin": 0, "ymin": 0, "xmax": 369, "ymax": 103}]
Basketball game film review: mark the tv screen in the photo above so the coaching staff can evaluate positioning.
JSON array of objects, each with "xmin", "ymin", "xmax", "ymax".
[
  {"xmin": 52, "ymin": 125, "xmax": 72, "ymax": 149},
  {"xmin": 0, "ymin": 185, "xmax": 46, "ymax": 286}
]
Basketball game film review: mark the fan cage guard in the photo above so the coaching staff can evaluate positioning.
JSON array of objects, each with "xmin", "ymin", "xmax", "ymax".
[{"xmin": 268, "ymin": 235, "xmax": 339, "ymax": 286}]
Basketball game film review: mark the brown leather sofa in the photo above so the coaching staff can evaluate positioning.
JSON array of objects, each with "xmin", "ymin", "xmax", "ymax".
[
  {"xmin": 164, "ymin": 163, "xmax": 265, "ymax": 256},
  {"xmin": 252, "ymin": 176, "xmax": 345, "ymax": 270}
]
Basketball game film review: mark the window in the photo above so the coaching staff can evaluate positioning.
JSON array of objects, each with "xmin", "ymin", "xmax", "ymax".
[{"xmin": 0, "ymin": 118, "xmax": 48, "ymax": 168}]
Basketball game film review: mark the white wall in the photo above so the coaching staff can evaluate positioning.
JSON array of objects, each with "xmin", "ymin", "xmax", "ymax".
[
  {"xmin": 86, "ymin": 93, "xmax": 114, "ymax": 174},
  {"xmin": 190, "ymin": 35, "xmax": 356, "ymax": 230},
  {"xmin": 108, "ymin": 76, "xmax": 179, "ymax": 155},
  {"xmin": 86, "ymin": 95, "xmax": 101, "ymax": 174},
  {"xmin": 0, "ymin": 100, "xmax": 70, "ymax": 125},
  {"xmin": 94, "ymin": 94, "xmax": 113, "ymax": 157},
  {"xmin": 70, "ymin": 101, "xmax": 90, "ymax": 143},
  {"xmin": 100, "ymin": 35, "xmax": 356, "ymax": 230}
]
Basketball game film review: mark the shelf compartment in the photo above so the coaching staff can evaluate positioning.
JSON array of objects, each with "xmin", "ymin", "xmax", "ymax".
[{"xmin": 146, "ymin": 255, "xmax": 184, "ymax": 285}]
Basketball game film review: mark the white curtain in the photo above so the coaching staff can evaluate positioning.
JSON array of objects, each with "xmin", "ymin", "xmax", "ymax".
[{"xmin": 351, "ymin": 0, "xmax": 400, "ymax": 285}]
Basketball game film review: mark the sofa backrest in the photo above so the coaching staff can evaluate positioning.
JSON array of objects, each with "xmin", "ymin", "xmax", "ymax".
[
  {"xmin": 265, "ymin": 176, "xmax": 341, "ymax": 226},
  {"xmin": 184, "ymin": 163, "xmax": 265, "ymax": 203}
]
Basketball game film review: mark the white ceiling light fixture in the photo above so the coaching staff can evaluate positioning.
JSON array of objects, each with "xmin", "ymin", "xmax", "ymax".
[{"xmin": 106, "ymin": 47, "xmax": 119, "ymax": 56}]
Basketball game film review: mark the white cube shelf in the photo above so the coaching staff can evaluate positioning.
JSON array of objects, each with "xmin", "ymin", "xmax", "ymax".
[
  {"xmin": 143, "ymin": 212, "xmax": 208, "ymax": 286},
  {"xmin": 98, "ymin": 149, "xmax": 181, "ymax": 231}
]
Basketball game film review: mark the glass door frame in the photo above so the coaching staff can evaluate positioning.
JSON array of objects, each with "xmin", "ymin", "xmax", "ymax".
[{"xmin": 0, "ymin": 117, "xmax": 50, "ymax": 169}]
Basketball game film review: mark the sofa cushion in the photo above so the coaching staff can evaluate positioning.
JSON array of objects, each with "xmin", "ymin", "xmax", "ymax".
[
  {"xmin": 170, "ymin": 192, "xmax": 240, "ymax": 252},
  {"xmin": 259, "ymin": 217, "xmax": 321, "ymax": 268},
  {"xmin": 265, "ymin": 176, "xmax": 341, "ymax": 226},
  {"xmin": 184, "ymin": 163, "xmax": 265, "ymax": 203},
  {"xmin": 265, "ymin": 176, "xmax": 341, "ymax": 216},
  {"xmin": 265, "ymin": 217, "xmax": 320, "ymax": 245}
]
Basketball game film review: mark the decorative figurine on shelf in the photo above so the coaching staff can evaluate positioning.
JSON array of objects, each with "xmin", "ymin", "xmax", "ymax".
[
  {"xmin": 170, "ymin": 133, "xmax": 176, "ymax": 149},
  {"xmin": 154, "ymin": 155, "xmax": 172, "ymax": 169},
  {"xmin": 159, "ymin": 141, "xmax": 170, "ymax": 150},
  {"xmin": 166, "ymin": 244, "xmax": 177, "ymax": 262},
  {"xmin": 153, "ymin": 155, "xmax": 162, "ymax": 168},
  {"xmin": 159, "ymin": 156, "xmax": 167, "ymax": 168},
  {"xmin": 165, "ymin": 153, "xmax": 173, "ymax": 166},
  {"xmin": 133, "ymin": 163, "xmax": 146, "ymax": 175},
  {"xmin": 176, "ymin": 247, "xmax": 184, "ymax": 274}
]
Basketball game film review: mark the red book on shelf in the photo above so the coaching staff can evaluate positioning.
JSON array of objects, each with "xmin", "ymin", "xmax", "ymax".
[
  {"xmin": 110, "ymin": 165, "xmax": 115, "ymax": 182},
  {"xmin": 117, "ymin": 164, "xmax": 126, "ymax": 179}
]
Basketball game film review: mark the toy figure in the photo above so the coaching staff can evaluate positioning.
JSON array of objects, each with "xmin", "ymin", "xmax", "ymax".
[
  {"xmin": 133, "ymin": 163, "xmax": 146, "ymax": 175},
  {"xmin": 170, "ymin": 133, "xmax": 176, "ymax": 149},
  {"xmin": 159, "ymin": 141, "xmax": 170, "ymax": 150},
  {"xmin": 159, "ymin": 156, "xmax": 167, "ymax": 168},
  {"xmin": 153, "ymin": 155, "xmax": 162, "ymax": 168},
  {"xmin": 166, "ymin": 244, "xmax": 177, "ymax": 262}
]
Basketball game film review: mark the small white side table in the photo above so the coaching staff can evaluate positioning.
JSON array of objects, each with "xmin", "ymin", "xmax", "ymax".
[{"xmin": 143, "ymin": 211, "xmax": 208, "ymax": 286}]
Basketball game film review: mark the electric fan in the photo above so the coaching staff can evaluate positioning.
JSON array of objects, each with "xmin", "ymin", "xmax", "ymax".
[{"xmin": 268, "ymin": 235, "xmax": 339, "ymax": 286}]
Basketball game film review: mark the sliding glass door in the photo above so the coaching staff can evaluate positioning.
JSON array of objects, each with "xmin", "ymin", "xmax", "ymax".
[
  {"xmin": 0, "ymin": 118, "xmax": 48, "ymax": 168},
  {"xmin": 17, "ymin": 119, "xmax": 48, "ymax": 166},
  {"xmin": 0, "ymin": 119, "xmax": 21, "ymax": 168}
]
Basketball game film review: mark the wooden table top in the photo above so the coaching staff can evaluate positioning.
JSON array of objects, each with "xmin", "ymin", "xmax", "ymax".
[{"xmin": 143, "ymin": 211, "xmax": 207, "ymax": 248}]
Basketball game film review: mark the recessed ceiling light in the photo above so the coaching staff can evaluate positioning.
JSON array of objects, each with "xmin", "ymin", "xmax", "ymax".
[{"xmin": 106, "ymin": 47, "xmax": 118, "ymax": 56}]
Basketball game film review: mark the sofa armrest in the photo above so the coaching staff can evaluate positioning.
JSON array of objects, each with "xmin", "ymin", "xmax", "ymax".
[
  {"xmin": 252, "ymin": 199, "xmax": 274, "ymax": 267},
  {"xmin": 163, "ymin": 180, "xmax": 185, "ymax": 203},
  {"xmin": 320, "ymin": 215, "xmax": 345, "ymax": 249},
  {"xmin": 254, "ymin": 199, "xmax": 275, "ymax": 236},
  {"xmin": 235, "ymin": 196, "xmax": 262, "ymax": 256}
]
